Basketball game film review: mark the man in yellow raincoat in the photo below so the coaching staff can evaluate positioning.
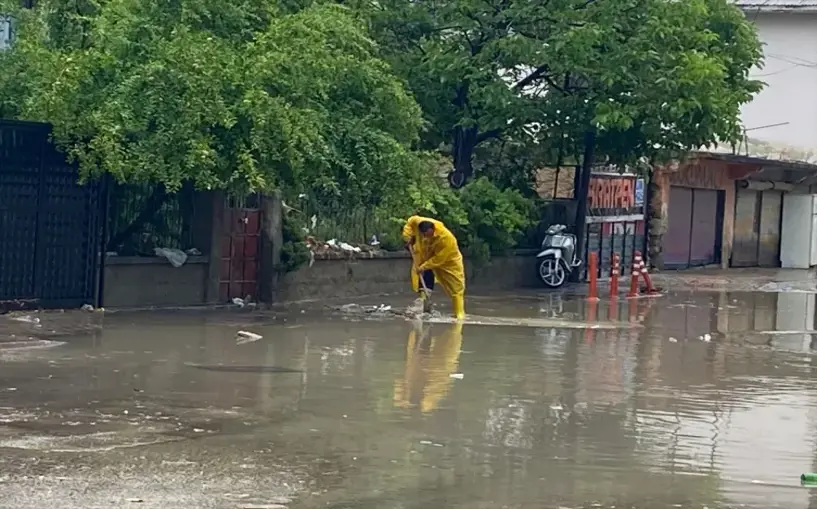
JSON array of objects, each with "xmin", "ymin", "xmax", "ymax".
[{"xmin": 402, "ymin": 215, "xmax": 466, "ymax": 319}]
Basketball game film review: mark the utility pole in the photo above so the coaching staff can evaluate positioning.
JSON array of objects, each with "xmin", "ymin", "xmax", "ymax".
[{"xmin": 571, "ymin": 128, "xmax": 597, "ymax": 282}]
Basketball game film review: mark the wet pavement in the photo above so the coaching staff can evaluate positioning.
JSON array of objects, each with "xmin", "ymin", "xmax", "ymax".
[{"xmin": 4, "ymin": 283, "xmax": 817, "ymax": 508}]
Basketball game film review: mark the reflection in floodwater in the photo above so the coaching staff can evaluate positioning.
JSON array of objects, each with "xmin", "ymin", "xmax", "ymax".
[
  {"xmin": 2, "ymin": 291, "xmax": 817, "ymax": 508},
  {"xmin": 394, "ymin": 323, "xmax": 463, "ymax": 413}
]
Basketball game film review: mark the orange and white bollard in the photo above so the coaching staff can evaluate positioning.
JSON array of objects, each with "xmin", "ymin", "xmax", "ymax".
[
  {"xmin": 587, "ymin": 252, "xmax": 599, "ymax": 301},
  {"xmin": 637, "ymin": 252, "xmax": 658, "ymax": 294},
  {"xmin": 610, "ymin": 253, "xmax": 620, "ymax": 299},
  {"xmin": 627, "ymin": 253, "xmax": 642, "ymax": 298}
]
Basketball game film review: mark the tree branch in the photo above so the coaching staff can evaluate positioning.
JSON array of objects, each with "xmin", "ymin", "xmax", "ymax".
[
  {"xmin": 108, "ymin": 184, "xmax": 168, "ymax": 252},
  {"xmin": 514, "ymin": 65, "xmax": 576, "ymax": 95},
  {"xmin": 513, "ymin": 65, "xmax": 549, "ymax": 91},
  {"xmin": 543, "ymin": 73, "xmax": 568, "ymax": 94},
  {"xmin": 476, "ymin": 129, "xmax": 502, "ymax": 144}
]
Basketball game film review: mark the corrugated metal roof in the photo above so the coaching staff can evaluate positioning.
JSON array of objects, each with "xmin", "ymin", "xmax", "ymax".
[
  {"xmin": 703, "ymin": 137, "xmax": 817, "ymax": 167},
  {"xmin": 736, "ymin": 0, "xmax": 817, "ymax": 11}
]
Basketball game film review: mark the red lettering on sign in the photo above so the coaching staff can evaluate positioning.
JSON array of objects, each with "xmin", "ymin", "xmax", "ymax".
[{"xmin": 588, "ymin": 176, "xmax": 635, "ymax": 209}]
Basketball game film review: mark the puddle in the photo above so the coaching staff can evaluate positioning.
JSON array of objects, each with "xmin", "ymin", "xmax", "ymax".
[{"xmin": 0, "ymin": 291, "xmax": 815, "ymax": 508}]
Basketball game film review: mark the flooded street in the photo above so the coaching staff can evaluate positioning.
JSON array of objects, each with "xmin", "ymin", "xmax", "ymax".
[{"xmin": 3, "ymin": 287, "xmax": 817, "ymax": 508}]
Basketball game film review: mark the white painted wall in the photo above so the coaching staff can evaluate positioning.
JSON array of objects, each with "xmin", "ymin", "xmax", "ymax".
[{"xmin": 740, "ymin": 13, "xmax": 817, "ymax": 150}]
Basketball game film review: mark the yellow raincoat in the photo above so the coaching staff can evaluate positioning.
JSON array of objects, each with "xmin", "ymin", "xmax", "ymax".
[
  {"xmin": 401, "ymin": 215, "xmax": 466, "ymax": 318},
  {"xmin": 393, "ymin": 323, "xmax": 464, "ymax": 413}
]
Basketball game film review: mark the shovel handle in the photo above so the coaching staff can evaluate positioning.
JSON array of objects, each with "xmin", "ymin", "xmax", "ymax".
[{"xmin": 410, "ymin": 251, "xmax": 430, "ymax": 295}]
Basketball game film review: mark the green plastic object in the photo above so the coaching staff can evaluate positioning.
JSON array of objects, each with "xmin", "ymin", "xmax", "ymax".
[{"xmin": 801, "ymin": 473, "xmax": 817, "ymax": 484}]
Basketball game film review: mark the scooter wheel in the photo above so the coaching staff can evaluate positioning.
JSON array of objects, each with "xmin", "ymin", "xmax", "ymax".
[{"xmin": 537, "ymin": 256, "xmax": 567, "ymax": 288}]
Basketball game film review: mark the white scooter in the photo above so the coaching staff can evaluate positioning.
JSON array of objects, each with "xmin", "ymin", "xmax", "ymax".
[{"xmin": 536, "ymin": 224, "xmax": 583, "ymax": 288}]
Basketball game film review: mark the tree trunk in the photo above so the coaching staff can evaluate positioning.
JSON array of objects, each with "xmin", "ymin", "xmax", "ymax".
[
  {"xmin": 571, "ymin": 129, "xmax": 596, "ymax": 282},
  {"xmin": 107, "ymin": 184, "xmax": 168, "ymax": 252},
  {"xmin": 450, "ymin": 125, "xmax": 478, "ymax": 188}
]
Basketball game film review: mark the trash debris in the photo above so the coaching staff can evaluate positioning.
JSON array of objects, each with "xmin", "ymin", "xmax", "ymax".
[
  {"xmin": 232, "ymin": 297, "xmax": 246, "ymax": 308},
  {"xmin": 697, "ymin": 333, "xmax": 712, "ymax": 342},
  {"xmin": 668, "ymin": 337, "xmax": 678, "ymax": 343},
  {"xmin": 369, "ymin": 234, "xmax": 380, "ymax": 246},
  {"xmin": 335, "ymin": 303, "xmax": 392, "ymax": 314},
  {"xmin": 126, "ymin": 498, "xmax": 144, "ymax": 503},
  {"xmin": 449, "ymin": 373, "xmax": 464, "ymax": 380},
  {"xmin": 10, "ymin": 315, "xmax": 40, "ymax": 324},
  {"xmin": 185, "ymin": 247, "xmax": 202, "ymax": 256},
  {"xmin": 154, "ymin": 247, "xmax": 188, "ymax": 268},
  {"xmin": 305, "ymin": 235, "xmax": 381, "ymax": 259},
  {"xmin": 81, "ymin": 304, "xmax": 94, "ymax": 312},
  {"xmin": 236, "ymin": 331, "xmax": 263, "ymax": 345}
]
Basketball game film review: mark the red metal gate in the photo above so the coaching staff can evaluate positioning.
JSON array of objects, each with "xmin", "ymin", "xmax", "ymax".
[
  {"xmin": 665, "ymin": 187, "xmax": 722, "ymax": 269},
  {"xmin": 219, "ymin": 195, "xmax": 261, "ymax": 302},
  {"xmin": 689, "ymin": 189, "xmax": 720, "ymax": 266}
]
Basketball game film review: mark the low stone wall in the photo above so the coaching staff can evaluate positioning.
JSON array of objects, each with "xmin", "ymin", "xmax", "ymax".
[
  {"xmin": 101, "ymin": 247, "xmax": 542, "ymax": 308},
  {"xmin": 276, "ymin": 250, "xmax": 540, "ymax": 302},
  {"xmin": 103, "ymin": 256, "xmax": 211, "ymax": 308}
]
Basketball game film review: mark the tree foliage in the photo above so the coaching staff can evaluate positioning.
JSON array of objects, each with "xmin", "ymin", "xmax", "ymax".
[
  {"xmin": 0, "ymin": 0, "xmax": 423, "ymax": 197},
  {"xmin": 0, "ymin": 0, "xmax": 765, "ymax": 218},
  {"xmin": 361, "ymin": 0, "xmax": 763, "ymax": 185}
]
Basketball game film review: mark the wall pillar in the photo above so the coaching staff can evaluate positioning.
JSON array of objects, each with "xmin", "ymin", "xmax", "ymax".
[
  {"xmin": 647, "ymin": 169, "xmax": 669, "ymax": 270},
  {"xmin": 260, "ymin": 191, "xmax": 283, "ymax": 304},
  {"xmin": 203, "ymin": 191, "xmax": 224, "ymax": 304},
  {"xmin": 721, "ymin": 182, "xmax": 735, "ymax": 269}
]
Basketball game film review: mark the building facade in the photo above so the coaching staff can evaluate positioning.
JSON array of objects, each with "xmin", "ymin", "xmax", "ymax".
[{"xmin": 648, "ymin": 1, "xmax": 817, "ymax": 270}]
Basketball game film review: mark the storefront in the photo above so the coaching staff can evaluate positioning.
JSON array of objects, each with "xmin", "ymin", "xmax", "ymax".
[
  {"xmin": 664, "ymin": 187, "xmax": 724, "ymax": 269},
  {"xmin": 731, "ymin": 183, "xmax": 785, "ymax": 268},
  {"xmin": 650, "ymin": 156, "xmax": 756, "ymax": 270}
]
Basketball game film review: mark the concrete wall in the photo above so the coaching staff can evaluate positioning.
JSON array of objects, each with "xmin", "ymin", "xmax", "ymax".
[
  {"xmin": 103, "ymin": 256, "xmax": 211, "ymax": 308},
  {"xmin": 102, "ymin": 190, "xmax": 224, "ymax": 309},
  {"xmin": 276, "ymin": 251, "xmax": 540, "ymax": 303},
  {"xmin": 102, "ymin": 190, "xmax": 542, "ymax": 308},
  {"xmin": 103, "ymin": 250, "xmax": 541, "ymax": 308},
  {"xmin": 741, "ymin": 13, "xmax": 817, "ymax": 151}
]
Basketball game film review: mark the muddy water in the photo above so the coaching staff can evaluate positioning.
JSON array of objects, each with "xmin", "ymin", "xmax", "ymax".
[{"xmin": 2, "ymin": 291, "xmax": 817, "ymax": 508}]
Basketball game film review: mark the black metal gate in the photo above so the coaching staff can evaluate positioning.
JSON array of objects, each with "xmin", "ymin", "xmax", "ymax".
[
  {"xmin": 0, "ymin": 121, "xmax": 103, "ymax": 310},
  {"xmin": 583, "ymin": 218, "xmax": 647, "ymax": 280}
]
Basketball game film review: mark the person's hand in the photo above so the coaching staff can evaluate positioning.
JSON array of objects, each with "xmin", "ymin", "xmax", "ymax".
[
  {"xmin": 414, "ymin": 265, "xmax": 424, "ymax": 274},
  {"xmin": 405, "ymin": 237, "xmax": 415, "ymax": 251}
]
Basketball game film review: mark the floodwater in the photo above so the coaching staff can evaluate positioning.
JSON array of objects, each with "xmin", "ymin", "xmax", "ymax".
[{"xmin": 3, "ymin": 289, "xmax": 817, "ymax": 508}]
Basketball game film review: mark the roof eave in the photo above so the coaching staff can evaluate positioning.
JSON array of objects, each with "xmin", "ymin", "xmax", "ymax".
[{"xmin": 737, "ymin": 6, "xmax": 817, "ymax": 13}]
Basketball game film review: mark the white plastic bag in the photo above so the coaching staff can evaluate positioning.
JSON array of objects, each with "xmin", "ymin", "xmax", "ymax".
[{"xmin": 154, "ymin": 247, "xmax": 188, "ymax": 268}]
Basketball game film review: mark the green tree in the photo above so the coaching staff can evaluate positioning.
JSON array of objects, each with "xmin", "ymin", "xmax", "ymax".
[
  {"xmin": 0, "ymin": 0, "xmax": 423, "ymax": 198},
  {"xmin": 361, "ymin": 0, "xmax": 763, "ymax": 186}
]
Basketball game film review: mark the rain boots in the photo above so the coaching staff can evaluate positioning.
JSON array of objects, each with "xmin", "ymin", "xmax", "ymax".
[{"xmin": 452, "ymin": 294, "xmax": 465, "ymax": 319}]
